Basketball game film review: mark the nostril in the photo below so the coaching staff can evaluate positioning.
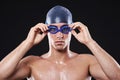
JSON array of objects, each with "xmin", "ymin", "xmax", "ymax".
[{"xmin": 56, "ymin": 32, "xmax": 64, "ymax": 38}]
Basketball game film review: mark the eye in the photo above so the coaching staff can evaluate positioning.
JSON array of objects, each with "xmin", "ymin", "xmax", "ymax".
[
  {"xmin": 49, "ymin": 28, "xmax": 56, "ymax": 32},
  {"xmin": 61, "ymin": 25, "xmax": 71, "ymax": 34},
  {"xmin": 62, "ymin": 27, "xmax": 70, "ymax": 33},
  {"xmin": 48, "ymin": 25, "xmax": 58, "ymax": 34}
]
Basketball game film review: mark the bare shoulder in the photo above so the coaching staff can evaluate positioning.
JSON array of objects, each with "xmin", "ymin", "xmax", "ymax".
[
  {"xmin": 20, "ymin": 55, "xmax": 43, "ymax": 64},
  {"xmin": 75, "ymin": 53, "xmax": 95, "ymax": 59},
  {"xmin": 75, "ymin": 53, "xmax": 97, "ymax": 63}
]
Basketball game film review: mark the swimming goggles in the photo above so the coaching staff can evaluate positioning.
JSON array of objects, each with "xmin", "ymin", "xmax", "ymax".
[{"xmin": 48, "ymin": 25, "xmax": 72, "ymax": 34}]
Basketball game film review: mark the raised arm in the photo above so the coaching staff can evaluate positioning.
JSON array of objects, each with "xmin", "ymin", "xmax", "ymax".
[
  {"xmin": 70, "ymin": 22, "xmax": 120, "ymax": 80},
  {"xmin": 0, "ymin": 23, "xmax": 48, "ymax": 80}
]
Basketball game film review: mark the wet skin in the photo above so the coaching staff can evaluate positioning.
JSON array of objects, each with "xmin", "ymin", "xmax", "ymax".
[{"xmin": 27, "ymin": 53, "xmax": 92, "ymax": 80}]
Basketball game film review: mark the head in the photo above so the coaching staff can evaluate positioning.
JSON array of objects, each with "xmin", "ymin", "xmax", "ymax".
[{"xmin": 45, "ymin": 5, "xmax": 73, "ymax": 51}]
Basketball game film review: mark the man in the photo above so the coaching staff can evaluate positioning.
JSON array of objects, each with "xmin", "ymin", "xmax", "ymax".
[{"xmin": 0, "ymin": 5, "xmax": 120, "ymax": 80}]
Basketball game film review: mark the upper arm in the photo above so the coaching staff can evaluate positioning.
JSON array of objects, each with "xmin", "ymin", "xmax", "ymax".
[
  {"xmin": 7, "ymin": 56, "xmax": 31, "ymax": 80},
  {"xmin": 89, "ymin": 55, "xmax": 110, "ymax": 80}
]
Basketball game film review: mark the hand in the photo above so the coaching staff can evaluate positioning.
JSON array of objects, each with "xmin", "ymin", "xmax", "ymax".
[
  {"xmin": 70, "ymin": 22, "xmax": 93, "ymax": 44},
  {"xmin": 25, "ymin": 23, "xmax": 48, "ymax": 46}
]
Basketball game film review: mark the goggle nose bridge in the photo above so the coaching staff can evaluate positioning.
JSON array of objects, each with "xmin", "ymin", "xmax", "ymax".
[{"xmin": 48, "ymin": 25, "xmax": 72, "ymax": 34}]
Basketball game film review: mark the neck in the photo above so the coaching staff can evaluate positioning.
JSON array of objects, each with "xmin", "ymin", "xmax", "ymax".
[{"xmin": 46, "ymin": 47, "xmax": 72, "ymax": 64}]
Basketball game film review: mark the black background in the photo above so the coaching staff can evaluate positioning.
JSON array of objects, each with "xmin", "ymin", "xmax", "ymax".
[{"xmin": 0, "ymin": 0, "xmax": 120, "ymax": 80}]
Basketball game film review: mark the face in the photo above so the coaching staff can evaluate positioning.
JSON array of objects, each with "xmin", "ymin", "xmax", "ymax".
[{"xmin": 47, "ymin": 23, "xmax": 72, "ymax": 51}]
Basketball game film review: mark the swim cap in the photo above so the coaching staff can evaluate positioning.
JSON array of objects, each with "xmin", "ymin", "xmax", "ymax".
[{"xmin": 45, "ymin": 5, "xmax": 73, "ymax": 24}]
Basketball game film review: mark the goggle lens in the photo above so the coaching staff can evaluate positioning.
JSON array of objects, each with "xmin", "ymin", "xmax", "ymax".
[{"xmin": 48, "ymin": 25, "xmax": 71, "ymax": 34}]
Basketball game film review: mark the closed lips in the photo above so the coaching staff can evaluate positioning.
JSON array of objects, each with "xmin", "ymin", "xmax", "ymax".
[{"xmin": 55, "ymin": 41, "xmax": 64, "ymax": 44}]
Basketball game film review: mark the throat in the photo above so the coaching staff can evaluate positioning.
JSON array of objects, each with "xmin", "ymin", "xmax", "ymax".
[
  {"xmin": 51, "ymin": 52, "xmax": 69, "ymax": 65},
  {"xmin": 44, "ymin": 49, "xmax": 73, "ymax": 65},
  {"xmin": 55, "ymin": 60, "xmax": 66, "ymax": 65}
]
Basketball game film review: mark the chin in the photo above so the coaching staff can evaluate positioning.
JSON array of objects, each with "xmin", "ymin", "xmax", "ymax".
[
  {"xmin": 54, "ymin": 45, "xmax": 67, "ymax": 51},
  {"xmin": 51, "ymin": 42, "xmax": 68, "ymax": 51},
  {"xmin": 55, "ymin": 46, "xmax": 65, "ymax": 51}
]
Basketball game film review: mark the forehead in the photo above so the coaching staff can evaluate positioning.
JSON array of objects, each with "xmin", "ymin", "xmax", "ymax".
[{"xmin": 48, "ymin": 23, "xmax": 68, "ymax": 27}]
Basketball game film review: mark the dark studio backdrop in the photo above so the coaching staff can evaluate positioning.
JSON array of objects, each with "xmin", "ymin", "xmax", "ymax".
[{"xmin": 0, "ymin": 0, "xmax": 120, "ymax": 80}]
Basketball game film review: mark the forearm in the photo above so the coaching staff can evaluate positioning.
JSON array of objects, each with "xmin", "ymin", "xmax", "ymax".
[
  {"xmin": 85, "ymin": 40, "xmax": 120, "ymax": 80},
  {"xmin": 0, "ymin": 40, "xmax": 33, "ymax": 79}
]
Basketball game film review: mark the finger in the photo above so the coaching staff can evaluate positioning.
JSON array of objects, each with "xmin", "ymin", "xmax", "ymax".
[
  {"xmin": 77, "ymin": 22, "xmax": 87, "ymax": 30},
  {"xmin": 71, "ymin": 30, "xmax": 77, "ymax": 36},
  {"xmin": 31, "ymin": 26, "xmax": 40, "ymax": 33},
  {"xmin": 39, "ymin": 23, "xmax": 48, "ymax": 32},
  {"xmin": 41, "ymin": 24, "xmax": 47, "ymax": 32},
  {"xmin": 41, "ymin": 32, "xmax": 47, "ymax": 38},
  {"xmin": 45, "ymin": 24, "xmax": 48, "ymax": 30},
  {"xmin": 72, "ymin": 24, "xmax": 76, "ymax": 29},
  {"xmin": 69, "ymin": 23, "xmax": 74, "ymax": 29},
  {"xmin": 43, "ymin": 24, "xmax": 49, "ymax": 31},
  {"xmin": 71, "ymin": 24, "xmax": 81, "ymax": 33},
  {"xmin": 37, "ymin": 24, "xmax": 45, "ymax": 32},
  {"xmin": 72, "ymin": 23, "xmax": 81, "ymax": 29},
  {"xmin": 73, "ymin": 23, "xmax": 85, "ymax": 32}
]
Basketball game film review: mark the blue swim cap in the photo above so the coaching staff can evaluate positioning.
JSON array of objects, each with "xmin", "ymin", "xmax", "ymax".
[{"xmin": 45, "ymin": 5, "xmax": 73, "ymax": 24}]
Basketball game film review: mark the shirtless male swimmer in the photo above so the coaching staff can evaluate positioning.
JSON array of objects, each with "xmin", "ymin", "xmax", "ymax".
[{"xmin": 0, "ymin": 5, "xmax": 120, "ymax": 80}]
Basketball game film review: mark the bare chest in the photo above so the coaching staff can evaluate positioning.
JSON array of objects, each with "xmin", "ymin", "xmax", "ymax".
[{"xmin": 28, "ymin": 60, "xmax": 91, "ymax": 80}]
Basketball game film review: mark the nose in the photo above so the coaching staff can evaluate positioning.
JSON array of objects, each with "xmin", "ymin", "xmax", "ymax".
[{"xmin": 56, "ymin": 31, "xmax": 64, "ymax": 39}]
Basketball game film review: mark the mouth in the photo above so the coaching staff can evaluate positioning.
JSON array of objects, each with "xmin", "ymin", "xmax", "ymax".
[{"xmin": 55, "ymin": 41, "xmax": 65, "ymax": 45}]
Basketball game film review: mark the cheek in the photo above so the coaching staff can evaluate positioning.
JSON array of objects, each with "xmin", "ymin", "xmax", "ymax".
[
  {"xmin": 65, "ymin": 33, "xmax": 71, "ymax": 42},
  {"xmin": 48, "ymin": 33, "xmax": 71, "ymax": 42},
  {"xmin": 63, "ymin": 34, "xmax": 71, "ymax": 46},
  {"xmin": 48, "ymin": 33, "xmax": 55, "ymax": 43}
]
